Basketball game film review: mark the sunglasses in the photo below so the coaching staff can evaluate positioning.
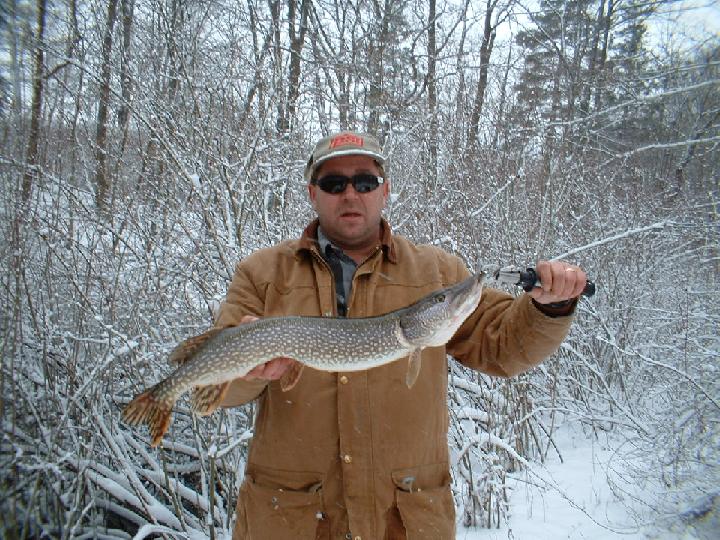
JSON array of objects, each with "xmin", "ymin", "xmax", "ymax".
[{"xmin": 313, "ymin": 173, "xmax": 385, "ymax": 194}]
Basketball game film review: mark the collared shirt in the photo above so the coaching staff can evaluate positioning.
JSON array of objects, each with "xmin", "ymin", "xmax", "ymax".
[{"xmin": 317, "ymin": 227, "xmax": 357, "ymax": 317}]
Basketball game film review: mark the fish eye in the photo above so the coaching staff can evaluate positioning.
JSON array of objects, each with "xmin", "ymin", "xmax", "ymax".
[{"xmin": 436, "ymin": 294, "xmax": 445, "ymax": 303}]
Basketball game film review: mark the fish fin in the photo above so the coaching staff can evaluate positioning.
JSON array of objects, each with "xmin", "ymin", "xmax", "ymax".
[
  {"xmin": 405, "ymin": 349, "xmax": 422, "ymax": 388},
  {"xmin": 122, "ymin": 387, "xmax": 174, "ymax": 447},
  {"xmin": 280, "ymin": 362, "xmax": 305, "ymax": 392},
  {"xmin": 168, "ymin": 327, "xmax": 226, "ymax": 365},
  {"xmin": 191, "ymin": 382, "xmax": 231, "ymax": 416}
]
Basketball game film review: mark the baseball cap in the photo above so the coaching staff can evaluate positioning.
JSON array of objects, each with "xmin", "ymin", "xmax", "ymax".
[{"xmin": 304, "ymin": 131, "xmax": 386, "ymax": 182}]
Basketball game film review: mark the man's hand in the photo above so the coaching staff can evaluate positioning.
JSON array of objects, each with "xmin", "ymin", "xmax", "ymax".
[
  {"xmin": 529, "ymin": 260, "xmax": 587, "ymax": 305},
  {"xmin": 238, "ymin": 316, "xmax": 298, "ymax": 381}
]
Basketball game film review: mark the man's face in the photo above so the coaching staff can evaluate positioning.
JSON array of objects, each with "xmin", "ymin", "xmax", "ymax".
[{"xmin": 308, "ymin": 155, "xmax": 389, "ymax": 252}]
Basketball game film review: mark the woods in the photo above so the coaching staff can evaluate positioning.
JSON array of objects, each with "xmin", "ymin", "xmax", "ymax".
[{"xmin": 1, "ymin": 0, "xmax": 718, "ymax": 537}]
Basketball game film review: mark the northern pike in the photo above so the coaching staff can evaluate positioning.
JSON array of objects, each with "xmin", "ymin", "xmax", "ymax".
[{"xmin": 122, "ymin": 272, "xmax": 485, "ymax": 446}]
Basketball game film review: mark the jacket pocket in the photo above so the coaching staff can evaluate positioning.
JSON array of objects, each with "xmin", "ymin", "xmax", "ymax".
[
  {"xmin": 391, "ymin": 463, "xmax": 455, "ymax": 540},
  {"xmin": 235, "ymin": 466, "xmax": 325, "ymax": 540}
]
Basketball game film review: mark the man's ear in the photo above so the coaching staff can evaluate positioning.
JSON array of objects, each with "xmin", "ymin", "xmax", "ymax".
[{"xmin": 308, "ymin": 183, "xmax": 318, "ymax": 209}]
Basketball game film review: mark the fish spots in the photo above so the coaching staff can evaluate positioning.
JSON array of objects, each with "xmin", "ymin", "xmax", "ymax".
[{"xmin": 124, "ymin": 278, "xmax": 484, "ymax": 445}]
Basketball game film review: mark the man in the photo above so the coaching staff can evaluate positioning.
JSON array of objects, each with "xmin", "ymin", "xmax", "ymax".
[{"xmin": 215, "ymin": 131, "xmax": 587, "ymax": 539}]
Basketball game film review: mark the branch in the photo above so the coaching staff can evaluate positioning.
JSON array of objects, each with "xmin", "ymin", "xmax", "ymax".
[
  {"xmin": 592, "ymin": 336, "xmax": 720, "ymax": 412},
  {"xmin": 609, "ymin": 136, "xmax": 720, "ymax": 163},
  {"xmin": 632, "ymin": 349, "xmax": 720, "ymax": 412},
  {"xmin": 553, "ymin": 220, "xmax": 670, "ymax": 260},
  {"xmin": 550, "ymin": 79, "xmax": 720, "ymax": 128}
]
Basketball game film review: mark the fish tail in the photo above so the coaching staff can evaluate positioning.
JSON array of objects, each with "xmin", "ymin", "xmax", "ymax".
[
  {"xmin": 191, "ymin": 382, "xmax": 230, "ymax": 416},
  {"xmin": 122, "ymin": 387, "xmax": 174, "ymax": 447}
]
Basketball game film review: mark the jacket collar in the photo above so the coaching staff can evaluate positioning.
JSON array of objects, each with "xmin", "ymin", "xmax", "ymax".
[{"xmin": 297, "ymin": 218, "xmax": 398, "ymax": 264}]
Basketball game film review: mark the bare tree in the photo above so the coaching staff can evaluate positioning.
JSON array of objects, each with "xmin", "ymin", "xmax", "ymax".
[
  {"xmin": 427, "ymin": 0, "xmax": 439, "ymax": 173},
  {"xmin": 278, "ymin": 0, "xmax": 310, "ymax": 132},
  {"xmin": 94, "ymin": 0, "xmax": 119, "ymax": 212},
  {"xmin": 22, "ymin": 0, "xmax": 47, "ymax": 205},
  {"xmin": 466, "ymin": 0, "xmax": 503, "ymax": 147},
  {"xmin": 117, "ymin": 0, "xmax": 135, "ymax": 138}
]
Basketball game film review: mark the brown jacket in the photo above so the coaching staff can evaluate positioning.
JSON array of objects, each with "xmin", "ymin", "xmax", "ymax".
[{"xmin": 217, "ymin": 220, "xmax": 575, "ymax": 540}]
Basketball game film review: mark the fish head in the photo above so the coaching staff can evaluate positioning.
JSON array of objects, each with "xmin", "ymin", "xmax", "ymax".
[{"xmin": 399, "ymin": 272, "xmax": 485, "ymax": 348}]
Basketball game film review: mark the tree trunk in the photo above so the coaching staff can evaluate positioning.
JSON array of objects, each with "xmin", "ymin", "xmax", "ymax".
[
  {"xmin": 114, "ymin": 0, "xmax": 134, "ymax": 183},
  {"xmin": 451, "ymin": 0, "xmax": 471, "ymax": 153},
  {"xmin": 22, "ymin": 0, "xmax": 48, "ymax": 204},
  {"xmin": 95, "ymin": 0, "xmax": 119, "ymax": 212},
  {"xmin": 367, "ymin": 0, "xmax": 391, "ymax": 134},
  {"xmin": 8, "ymin": 0, "xmax": 24, "ymax": 122},
  {"xmin": 492, "ymin": 45, "xmax": 513, "ymax": 149},
  {"xmin": 118, "ymin": 0, "xmax": 134, "ymax": 132},
  {"xmin": 593, "ymin": 0, "xmax": 613, "ymax": 111},
  {"xmin": 427, "ymin": 0, "xmax": 438, "ymax": 172},
  {"xmin": 467, "ymin": 0, "xmax": 496, "ymax": 148},
  {"xmin": 581, "ymin": 0, "xmax": 606, "ymax": 115},
  {"xmin": 165, "ymin": 0, "xmax": 185, "ymax": 102},
  {"xmin": 270, "ymin": 0, "xmax": 283, "ymax": 131},
  {"xmin": 280, "ymin": 0, "xmax": 310, "ymax": 132}
]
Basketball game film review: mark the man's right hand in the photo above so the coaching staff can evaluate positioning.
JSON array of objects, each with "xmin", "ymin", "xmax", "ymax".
[{"xmin": 238, "ymin": 315, "xmax": 298, "ymax": 381}]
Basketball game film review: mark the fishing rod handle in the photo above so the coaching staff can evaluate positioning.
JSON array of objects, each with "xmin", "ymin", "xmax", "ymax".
[{"xmin": 519, "ymin": 268, "xmax": 596, "ymax": 297}]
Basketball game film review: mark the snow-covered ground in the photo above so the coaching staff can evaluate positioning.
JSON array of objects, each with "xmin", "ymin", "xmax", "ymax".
[{"xmin": 457, "ymin": 425, "xmax": 716, "ymax": 540}]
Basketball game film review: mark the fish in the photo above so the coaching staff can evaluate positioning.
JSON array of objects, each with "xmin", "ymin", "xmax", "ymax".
[{"xmin": 122, "ymin": 272, "xmax": 485, "ymax": 446}]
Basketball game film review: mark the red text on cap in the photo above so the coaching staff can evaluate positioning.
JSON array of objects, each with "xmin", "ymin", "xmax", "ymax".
[{"xmin": 330, "ymin": 134, "xmax": 364, "ymax": 148}]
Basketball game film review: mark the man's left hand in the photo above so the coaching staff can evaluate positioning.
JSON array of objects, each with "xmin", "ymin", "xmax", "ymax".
[{"xmin": 529, "ymin": 260, "xmax": 587, "ymax": 304}]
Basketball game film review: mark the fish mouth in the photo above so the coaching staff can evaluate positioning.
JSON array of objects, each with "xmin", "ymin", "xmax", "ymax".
[
  {"xmin": 448, "ymin": 273, "xmax": 485, "ymax": 319},
  {"xmin": 452, "ymin": 272, "xmax": 485, "ymax": 301}
]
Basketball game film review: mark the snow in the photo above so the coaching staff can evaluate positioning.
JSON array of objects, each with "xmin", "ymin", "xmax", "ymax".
[
  {"xmin": 456, "ymin": 424, "xmax": 712, "ymax": 540},
  {"xmin": 105, "ymin": 425, "xmax": 715, "ymax": 540},
  {"xmin": 3, "ymin": 0, "xmax": 717, "ymax": 535},
  {"xmin": 133, "ymin": 523, "xmax": 209, "ymax": 540}
]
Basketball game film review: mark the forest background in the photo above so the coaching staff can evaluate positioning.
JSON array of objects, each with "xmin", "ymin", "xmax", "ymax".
[{"xmin": 1, "ymin": 0, "xmax": 718, "ymax": 537}]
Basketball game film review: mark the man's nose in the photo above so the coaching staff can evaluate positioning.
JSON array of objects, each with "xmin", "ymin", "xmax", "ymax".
[{"xmin": 340, "ymin": 183, "xmax": 361, "ymax": 199}]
